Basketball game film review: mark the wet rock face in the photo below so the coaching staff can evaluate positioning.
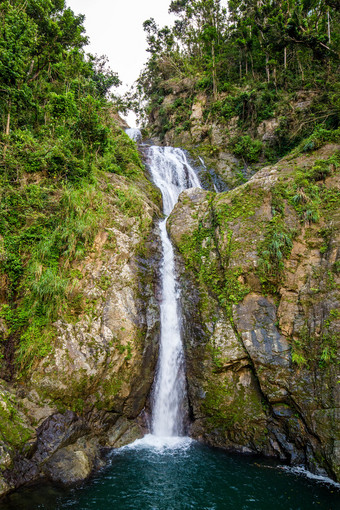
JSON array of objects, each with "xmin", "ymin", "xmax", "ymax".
[
  {"xmin": 31, "ymin": 211, "xmax": 161, "ymax": 416},
  {"xmin": 235, "ymin": 294, "xmax": 291, "ymax": 369},
  {"xmin": 36, "ymin": 178, "xmax": 161, "ymax": 415},
  {"xmin": 2, "ymin": 410, "xmax": 143, "ymax": 491},
  {"xmin": 169, "ymin": 144, "xmax": 340, "ymax": 481},
  {"xmin": 33, "ymin": 411, "xmax": 90, "ymax": 465}
]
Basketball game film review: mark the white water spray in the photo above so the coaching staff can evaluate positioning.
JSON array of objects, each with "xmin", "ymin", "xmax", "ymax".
[{"xmin": 125, "ymin": 128, "xmax": 142, "ymax": 142}]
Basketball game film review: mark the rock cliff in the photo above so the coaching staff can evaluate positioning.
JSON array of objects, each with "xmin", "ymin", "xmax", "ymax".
[
  {"xmin": 1, "ymin": 133, "xmax": 339, "ymax": 496},
  {"xmin": 169, "ymin": 144, "xmax": 340, "ymax": 481},
  {"xmin": 0, "ymin": 168, "xmax": 162, "ymax": 495}
]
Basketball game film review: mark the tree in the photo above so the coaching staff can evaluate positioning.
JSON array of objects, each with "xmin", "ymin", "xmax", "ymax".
[{"xmin": 0, "ymin": 2, "xmax": 37, "ymax": 152}]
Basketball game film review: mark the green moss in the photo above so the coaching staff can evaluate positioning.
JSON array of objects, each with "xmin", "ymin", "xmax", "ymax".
[
  {"xmin": 257, "ymin": 215, "xmax": 295, "ymax": 293},
  {"xmin": 274, "ymin": 151, "xmax": 340, "ymax": 224},
  {"xmin": 291, "ymin": 324, "xmax": 338, "ymax": 369},
  {"xmin": 295, "ymin": 126, "xmax": 340, "ymax": 155},
  {"xmin": 96, "ymin": 376, "xmax": 124, "ymax": 409},
  {"xmin": 176, "ymin": 190, "xmax": 259, "ymax": 322},
  {"xmin": 202, "ymin": 376, "xmax": 266, "ymax": 439},
  {"xmin": 256, "ymin": 153, "xmax": 340, "ymax": 293},
  {"xmin": 180, "ymin": 226, "xmax": 249, "ymax": 315},
  {"xmin": 0, "ymin": 391, "xmax": 33, "ymax": 450},
  {"xmin": 207, "ymin": 343, "xmax": 227, "ymax": 371}
]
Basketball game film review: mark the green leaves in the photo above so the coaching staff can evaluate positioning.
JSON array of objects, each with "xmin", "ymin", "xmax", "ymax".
[
  {"xmin": 229, "ymin": 135, "xmax": 263, "ymax": 163},
  {"xmin": 139, "ymin": 0, "xmax": 339, "ymax": 132},
  {"xmin": 0, "ymin": 3, "xmax": 37, "ymax": 88},
  {"xmin": 257, "ymin": 209, "xmax": 295, "ymax": 292}
]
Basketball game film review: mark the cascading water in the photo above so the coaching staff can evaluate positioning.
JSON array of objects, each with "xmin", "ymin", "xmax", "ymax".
[
  {"xmin": 146, "ymin": 146, "xmax": 201, "ymax": 438},
  {"xmin": 3, "ymin": 133, "xmax": 338, "ymax": 509},
  {"xmin": 126, "ymin": 129, "xmax": 201, "ymax": 439},
  {"xmin": 125, "ymin": 127, "xmax": 142, "ymax": 143}
]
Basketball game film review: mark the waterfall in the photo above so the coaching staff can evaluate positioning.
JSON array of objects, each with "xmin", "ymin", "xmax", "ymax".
[
  {"xmin": 146, "ymin": 146, "xmax": 201, "ymax": 438},
  {"xmin": 125, "ymin": 128, "xmax": 142, "ymax": 142},
  {"xmin": 126, "ymin": 130, "xmax": 201, "ymax": 440}
]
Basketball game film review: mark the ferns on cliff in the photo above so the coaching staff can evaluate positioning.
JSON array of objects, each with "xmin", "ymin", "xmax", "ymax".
[{"xmin": 0, "ymin": 1, "xmax": 144, "ymax": 374}]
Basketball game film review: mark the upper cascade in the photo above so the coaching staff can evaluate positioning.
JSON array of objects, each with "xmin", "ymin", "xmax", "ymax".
[
  {"xmin": 147, "ymin": 146, "xmax": 201, "ymax": 215},
  {"xmin": 126, "ymin": 128, "xmax": 142, "ymax": 143}
]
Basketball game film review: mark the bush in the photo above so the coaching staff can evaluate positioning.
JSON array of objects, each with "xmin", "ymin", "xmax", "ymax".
[
  {"xmin": 299, "ymin": 126, "xmax": 340, "ymax": 153},
  {"xmin": 229, "ymin": 135, "xmax": 263, "ymax": 163}
]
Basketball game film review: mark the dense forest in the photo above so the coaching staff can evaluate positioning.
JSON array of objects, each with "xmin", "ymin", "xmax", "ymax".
[
  {"xmin": 0, "ymin": 0, "xmax": 149, "ymax": 375},
  {"xmin": 136, "ymin": 0, "xmax": 339, "ymax": 161}
]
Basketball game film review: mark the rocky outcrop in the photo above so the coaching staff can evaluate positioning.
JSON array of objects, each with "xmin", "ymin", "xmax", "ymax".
[
  {"xmin": 169, "ymin": 144, "xmax": 340, "ymax": 481},
  {"xmin": 3, "ymin": 409, "xmax": 143, "ymax": 490},
  {"xmin": 0, "ymin": 171, "xmax": 162, "ymax": 496},
  {"xmin": 149, "ymin": 86, "xmax": 324, "ymax": 191}
]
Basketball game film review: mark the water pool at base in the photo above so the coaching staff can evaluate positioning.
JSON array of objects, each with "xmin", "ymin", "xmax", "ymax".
[{"xmin": 1, "ymin": 438, "xmax": 339, "ymax": 510}]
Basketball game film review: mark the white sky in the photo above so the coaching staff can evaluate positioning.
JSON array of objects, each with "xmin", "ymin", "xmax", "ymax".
[
  {"xmin": 66, "ymin": 1, "xmax": 228, "ymax": 127},
  {"xmin": 66, "ymin": 0, "xmax": 175, "ymax": 126}
]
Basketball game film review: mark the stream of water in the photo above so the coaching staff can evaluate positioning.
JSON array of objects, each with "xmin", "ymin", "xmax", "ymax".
[
  {"xmin": 1, "ymin": 133, "xmax": 338, "ymax": 509},
  {"xmin": 147, "ymin": 145, "xmax": 201, "ymax": 438}
]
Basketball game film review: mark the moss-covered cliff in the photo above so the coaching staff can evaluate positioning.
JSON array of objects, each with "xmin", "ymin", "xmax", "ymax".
[
  {"xmin": 0, "ymin": 0, "xmax": 166, "ymax": 494},
  {"xmin": 0, "ymin": 123, "xmax": 163, "ymax": 494},
  {"xmin": 169, "ymin": 143, "xmax": 340, "ymax": 481}
]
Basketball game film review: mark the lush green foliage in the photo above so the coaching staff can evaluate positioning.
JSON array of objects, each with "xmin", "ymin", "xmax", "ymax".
[
  {"xmin": 0, "ymin": 1, "xmax": 145, "ymax": 375},
  {"xmin": 257, "ymin": 205, "xmax": 295, "ymax": 293},
  {"xmin": 135, "ymin": 0, "xmax": 339, "ymax": 153},
  {"xmin": 228, "ymin": 135, "xmax": 263, "ymax": 163},
  {"xmin": 178, "ymin": 192, "xmax": 253, "ymax": 320}
]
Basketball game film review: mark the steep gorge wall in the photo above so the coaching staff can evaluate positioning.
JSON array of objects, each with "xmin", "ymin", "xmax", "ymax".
[
  {"xmin": 0, "ymin": 164, "xmax": 162, "ymax": 495},
  {"xmin": 169, "ymin": 144, "xmax": 340, "ymax": 481},
  {"xmin": 1, "ymin": 129, "xmax": 339, "ymax": 497}
]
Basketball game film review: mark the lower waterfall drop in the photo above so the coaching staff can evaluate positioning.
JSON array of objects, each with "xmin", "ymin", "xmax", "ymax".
[{"xmin": 125, "ymin": 130, "xmax": 201, "ymax": 443}]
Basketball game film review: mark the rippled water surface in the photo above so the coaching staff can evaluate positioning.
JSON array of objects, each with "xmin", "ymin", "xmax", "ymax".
[{"xmin": 1, "ymin": 438, "xmax": 339, "ymax": 510}]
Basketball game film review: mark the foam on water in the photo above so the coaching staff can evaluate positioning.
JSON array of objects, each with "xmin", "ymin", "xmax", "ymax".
[
  {"xmin": 125, "ymin": 127, "xmax": 142, "ymax": 142},
  {"xmin": 122, "ymin": 434, "xmax": 194, "ymax": 453},
  {"xmin": 282, "ymin": 465, "xmax": 340, "ymax": 488}
]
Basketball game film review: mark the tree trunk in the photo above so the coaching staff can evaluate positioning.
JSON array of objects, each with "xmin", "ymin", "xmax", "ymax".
[
  {"xmin": 284, "ymin": 47, "xmax": 287, "ymax": 69},
  {"xmin": 212, "ymin": 41, "xmax": 218, "ymax": 101},
  {"xmin": 297, "ymin": 51, "xmax": 304, "ymax": 82},
  {"xmin": 6, "ymin": 101, "xmax": 11, "ymax": 136},
  {"xmin": 327, "ymin": 9, "xmax": 331, "ymax": 45},
  {"xmin": 265, "ymin": 54, "xmax": 270, "ymax": 83},
  {"xmin": 3, "ymin": 98, "xmax": 11, "ymax": 159},
  {"xmin": 250, "ymin": 53, "xmax": 255, "ymax": 80},
  {"xmin": 273, "ymin": 66, "xmax": 277, "ymax": 90},
  {"xmin": 239, "ymin": 50, "xmax": 243, "ymax": 80}
]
